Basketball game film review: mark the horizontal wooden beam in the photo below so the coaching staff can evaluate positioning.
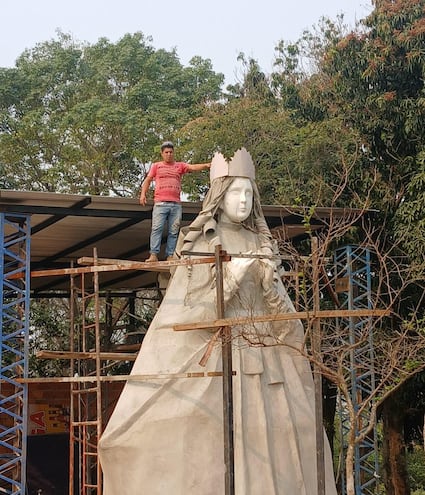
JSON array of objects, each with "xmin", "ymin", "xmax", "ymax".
[
  {"xmin": 174, "ymin": 308, "xmax": 390, "ymax": 332},
  {"xmin": 8, "ymin": 254, "xmax": 302, "ymax": 280},
  {"xmin": 78, "ymin": 255, "xmax": 223, "ymax": 268},
  {"xmin": 36, "ymin": 350, "xmax": 138, "ymax": 361},
  {"xmin": 16, "ymin": 371, "xmax": 233, "ymax": 384},
  {"xmin": 111, "ymin": 343, "xmax": 141, "ymax": 352},
  {"xmin": 29, "ymin": 262, "xmax": 167, "ymax": 277},
  {"xmin": 78, "ymin": 256, "xmax": 146, "ymax": 266},
  {"xmin": 17, "ymin": 256, "xmax": 221, "ymax": 279}
]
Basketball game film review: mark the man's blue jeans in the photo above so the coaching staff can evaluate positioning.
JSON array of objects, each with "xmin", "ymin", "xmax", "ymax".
[{"xmin": 150, "ymin": 202, "xmax": 182, "ymax": 257}]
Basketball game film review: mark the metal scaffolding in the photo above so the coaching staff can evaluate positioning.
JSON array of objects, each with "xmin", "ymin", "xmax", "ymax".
[
  {"xmin": 0, "ymin": 228, "xmax": 388, "ymax": 494},
  {"xmin": 0, "ymin": 213, "xmax": 30, "ymax": 495},
  {"xmin": 335, "ymin": 245, "xmax": 379, "ymax": 495}
]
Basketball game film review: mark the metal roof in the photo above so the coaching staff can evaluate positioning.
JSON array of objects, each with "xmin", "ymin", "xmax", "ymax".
[{"xmin": 0, "ymin": 189, "xmax": 369, "ymax": 296}]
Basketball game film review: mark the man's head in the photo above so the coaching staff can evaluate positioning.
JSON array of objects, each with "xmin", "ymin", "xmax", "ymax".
[
  {"xmin": 160, "ymin": 141, "xmax": 175, "ymax": 163},
  {"xmin": 161, "ymin": 141, "xmax": 174, "ymax": 152}
]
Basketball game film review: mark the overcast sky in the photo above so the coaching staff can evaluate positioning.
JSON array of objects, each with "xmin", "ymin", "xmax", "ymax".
[{"xmin": 1, "ymin": 0, "xmax": 373, "ymax": 85}]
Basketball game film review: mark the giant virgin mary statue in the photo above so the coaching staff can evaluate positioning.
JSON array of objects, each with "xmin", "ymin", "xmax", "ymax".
[{"xmin": 99, "ymin": 148, "xmax": 338, "ymax": 495}]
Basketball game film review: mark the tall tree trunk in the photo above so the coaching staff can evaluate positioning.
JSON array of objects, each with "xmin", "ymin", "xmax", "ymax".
[
  {"xmin": 345, "ymin": 440, "xmax": 356, "ymax": 495},
  {"xmin": 382, "ymin": 396, "xmax": 410, "ymax": 495},
  {"xmin": 323, "ymin": 378, "xmax": 337, "ymax": 453}
]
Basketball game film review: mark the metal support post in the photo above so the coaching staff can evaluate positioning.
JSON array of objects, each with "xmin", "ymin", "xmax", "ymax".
[
  {"xmin": 0, "ymin": 213, "xmax": 30, "ymax": 495},
  {"xmin": 335, "ymin": 245, "xmax": 378, "ymax": 495}
]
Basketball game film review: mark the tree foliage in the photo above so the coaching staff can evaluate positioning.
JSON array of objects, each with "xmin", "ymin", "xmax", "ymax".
[
  {"xmin": 177, "ymin": 3, "xmax": 425, "ymax": 491},
  {"xmin": 320, "ymin": 1, "xmax": 425, "ymax": 262},
  {"xmin": 0, "ymin": 31, "xmax": 223, "ymax": 196},
  {"xmin": 1, "ymin": 4, "xmax": 424, "ymax": 490}
]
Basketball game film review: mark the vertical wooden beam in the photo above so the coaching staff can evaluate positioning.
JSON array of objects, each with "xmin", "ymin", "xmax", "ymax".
[
  {"xmin": 312, "ymin": 237, "xmax": 325, "ymax": 494},
  {"xmin": 215, "ymin": 245, "xmax": 235, "ymax": 495},
  {"xmin": 69, "ymin": 264, "xmax": 76, "ymax": 495},
  {"xmin": 93, "ymin": 249, "xmax": 103, "ymax": 495}
]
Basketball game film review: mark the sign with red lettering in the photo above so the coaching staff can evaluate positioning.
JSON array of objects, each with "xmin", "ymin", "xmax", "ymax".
[{"xmin": 28, "ymin": 404, "xmax": 69, "ymax": 435}]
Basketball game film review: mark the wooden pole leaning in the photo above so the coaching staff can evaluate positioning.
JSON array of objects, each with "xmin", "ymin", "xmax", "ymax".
[{"xmin": 215, "ymin": 245, "xmax": 235, "ymax": 495}]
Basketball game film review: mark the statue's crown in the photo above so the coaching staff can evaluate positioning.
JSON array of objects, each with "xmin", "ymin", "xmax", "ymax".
[{"xmin": 210, "ymin": 147, "xmax": 255, "ymax": 182}]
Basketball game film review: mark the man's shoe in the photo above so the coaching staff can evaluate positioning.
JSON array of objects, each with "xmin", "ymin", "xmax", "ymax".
[
  {"xmin": 145, "ymin": 253, "xmax": 159, "ymax": 262},
  {"xmin": 166, "ymin": 256, "xmax": 174, "ymax": 261}
]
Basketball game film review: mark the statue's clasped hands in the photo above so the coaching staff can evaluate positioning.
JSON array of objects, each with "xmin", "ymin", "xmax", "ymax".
[{"xmin": 229, "ymin": 250, "xmax": 278, "ymax": 291}]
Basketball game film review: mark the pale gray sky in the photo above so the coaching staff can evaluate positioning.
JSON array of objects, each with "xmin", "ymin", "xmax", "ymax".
[{"xmin": 1, "ymin": 0, "xmax": 373, "ymax": 84}]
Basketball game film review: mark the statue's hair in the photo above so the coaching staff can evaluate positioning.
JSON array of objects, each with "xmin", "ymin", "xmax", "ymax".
[{"xmin": 180, "ymin": 176, "xmax": 273, "ymax": 254}]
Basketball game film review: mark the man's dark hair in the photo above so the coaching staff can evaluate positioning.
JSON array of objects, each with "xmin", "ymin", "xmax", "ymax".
[{"xmin": 161, "ymin": 141, "xmax": 174, "ymax": 151}]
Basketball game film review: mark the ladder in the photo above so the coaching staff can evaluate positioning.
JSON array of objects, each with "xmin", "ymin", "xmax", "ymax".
[{"xmin": 69, "ymin": 252, "xmax": 102, "ymax": 495}]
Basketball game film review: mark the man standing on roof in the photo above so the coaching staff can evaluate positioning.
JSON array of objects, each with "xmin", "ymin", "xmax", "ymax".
[{"xmin": 139, "ymin": 141, "xmax": 210, "ymax": 262}]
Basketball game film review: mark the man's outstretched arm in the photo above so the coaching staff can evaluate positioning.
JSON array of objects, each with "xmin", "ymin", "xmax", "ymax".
[{"xmin": 187, "ymin": 163, "xmax": 211, "ymax": 172}]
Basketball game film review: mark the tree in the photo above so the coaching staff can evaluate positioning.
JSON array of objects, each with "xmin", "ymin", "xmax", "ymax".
[
  {"xmin": 321, "ymin": 0, "xmax": 425, "ymax": 218},
  {"xmin": 316, "ymin": 3, "xmax": 425, "ymax": 490},
  {"xmin": 0, "ymin": 31, "xmax": 223, "ymax": 196},
  {"xmin": 271, "ymin": 14, "xmax": 353, "ymax": 123},
  {"xmin": 272, "ymin": 202, "xmax": 425, "ymax": 495},
  {"xmin": 179, "ymin": 93, "xmax": 367, "ymax": 209}
]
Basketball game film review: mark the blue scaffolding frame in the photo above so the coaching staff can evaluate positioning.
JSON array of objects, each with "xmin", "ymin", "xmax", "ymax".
[
  {"xmin": 335, "ymin": 245, "xmax": 379, "ymax": 495},
  {"xmin": 0, "ymin": 213, "xmax": 30, "ymax": 495}
]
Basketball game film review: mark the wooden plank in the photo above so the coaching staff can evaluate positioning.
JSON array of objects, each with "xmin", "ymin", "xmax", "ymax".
[
  {"xmin": 16, "ymin": 256, "xmax": 220, "ymax": 279},
  {"xmin": 174, "ymin": 308, "xmax": 390, "ymax": 332},
  {"xmin": 79, "ymin": 256, "xmax": 142, "ymax": 266},
  {"xmin": 280, "ymin": 271, "xmax": 299, "ymax": 278},
  {"xmin": 78, "ymin": 256, "xmax": 219, "ymax": 267},
  {"xmin": 36, "ymin": 350, "xmax": 138, "ymax": 361},
  {"xmin": 111, "ymin": 343, "xmax": 141, "ymax": 352},
  {"xmin": 16, "ymin": 371, "xmax": 233, "ymax": 384},
  {"xmin": 29, "ymin": 263, "xmax": 167, "ymax": 277},
  {"xmin": 180, "ymin": 250, "xmax": 314, "ymax": 261},
  {"xmin": 16, "ymin": 254, "xmax": 301, "ymax": 281},
  {"xmin": 335, "ymin": 276, "xmax": 350, "ymax": 293}
]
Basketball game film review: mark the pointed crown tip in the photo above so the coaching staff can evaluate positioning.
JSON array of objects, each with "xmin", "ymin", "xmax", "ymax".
[{"xmin": 210, "ymin": 148, "xmax": 255, "ymax": 182}]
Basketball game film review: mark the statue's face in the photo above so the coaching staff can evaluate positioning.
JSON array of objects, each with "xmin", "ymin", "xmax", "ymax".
[{"xmin": 221, "ymin": 177, "xmax": 253, "ymax": 223}]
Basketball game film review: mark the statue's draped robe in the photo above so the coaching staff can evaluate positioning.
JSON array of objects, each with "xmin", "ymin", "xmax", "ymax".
[{"xmin": 99, "ymin": 223, "xmax": 338, "ymax": 495}]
